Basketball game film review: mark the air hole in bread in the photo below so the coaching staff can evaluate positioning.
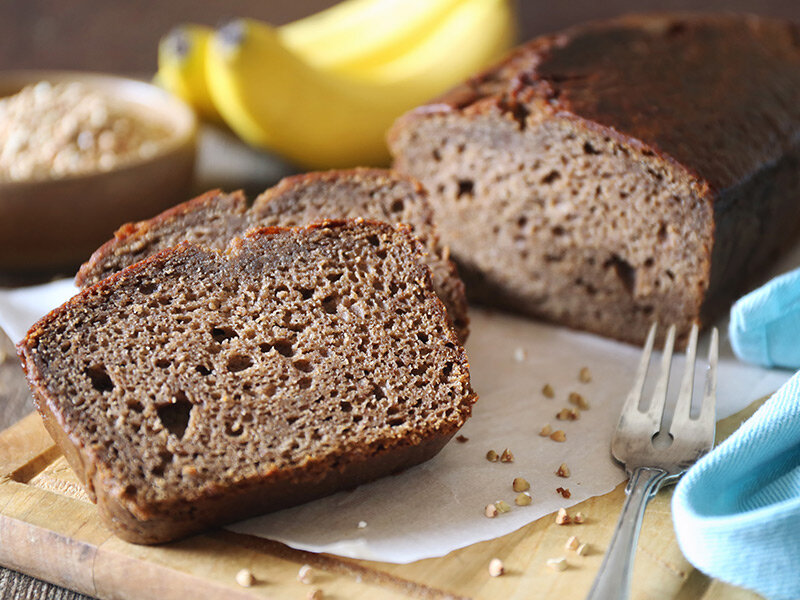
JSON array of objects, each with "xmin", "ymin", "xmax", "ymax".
[
  {"xmin": 293, "ymin": 359, "xmax": 313, "ymax": 373},
  {"xmin": 299, "ymin": 288, "xmax": 314, "ymax": 300},
  {"xmin": 226, "ymin": 354, "xmax": 253, "ymax": 373},
  {"xmin": 86, "ymin": 364, "xmax": 114, "ymax": 393},
  {"xmin": 583, "ymin": 141, "xmax": 600, "ymax": 155},
  {"xmin": 195, "ymin": 365, "xmax": 212, "ymax": 376},
  {"xmin": 211, "ymin": 326, "xmax": 238, "ymax": 343},
  {"xmin": 340, "ymin": 401, "xmax": 352, "ymax": 412},
  {"xmin": 127, "ymin": 399, "xmax": 144, "ymax": 413},
  {"xmin": 457, "ymin": 179, "xmax": 474, "ymax": 198},
  {"xmin": 155, "ymin": 358, "xmax": 170, "ymax": 369},
  {"xmin": 390, "ymin": 199, "xmax": 404, "ymax": 213},
  {"xmin": 258, "ymin": 342, "xmax": 272, "ymax": 353},
  {"xmin": 298, "ymin": 377, "xmax": 312, "ymax": 389},
  {"xmin": 321, "ymin": 295, "xmax": 338, "ymax": 314},
  {"xmin": 541, "ymin": 170, "xmax": 561, "ymax": 184},
  {"xmin": 367, "ymin": 234, "xmax": 381, "ymax": 247},
  {"xmin": 156, "ymin": 393, "xmax": 193, "ymax": 439},
  {"xmin": 274, "ymin": 339, "xmax": 294, "ymax": 357},
  {"xmin": 605, "ymin": 254, "xmax": 636, "ymax": 294},
  {"xmin": 139, "ymin": 282, "xmax": 157, "ymax": 295},
  {"xmin": 225, "ymin": 422, "xmax": 243, "ymax": 437}
]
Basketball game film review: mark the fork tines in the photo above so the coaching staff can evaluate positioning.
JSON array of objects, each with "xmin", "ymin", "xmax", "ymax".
[{"xmin": 620, "ymin": 322, "xmax": 718, "ymax": 439}]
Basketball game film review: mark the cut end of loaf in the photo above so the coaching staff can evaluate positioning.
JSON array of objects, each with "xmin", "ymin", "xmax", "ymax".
[
  {"xmin": 391, "ymin": 112, "xmax": 713, "ymax": 345},
  {"xmin": 21, "ymin": 219, "xmax": 475, "ymax": 543}
]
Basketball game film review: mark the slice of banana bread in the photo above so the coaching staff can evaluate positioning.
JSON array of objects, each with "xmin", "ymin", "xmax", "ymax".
[
  {"xmin": 75, "ymin": 168, "xmax": 469, "ymax": 342},
  {"xmin": 19, "ymin": 220, "xmax": 476, "ymax": 544},
  {"xmin": 389, "ymin": 13, "xmax": 800, "ymax": 345}
]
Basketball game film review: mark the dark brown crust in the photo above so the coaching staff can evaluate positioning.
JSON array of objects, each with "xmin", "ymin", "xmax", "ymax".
[
  {"xmin": 19, "ymin": 219, "xmax": 476, "ymax": 545},
  {"xmin": 391, "ymin": 13, "xmax": 800, "ymax": 194},
  {"xmin": 74, "ymin": 189, "xmax": 247, "ymax": 288},
  {"xmin": 75, "ymin": 169, "xmax": 469, "ymax": 342},
  {"xmin": 258, "ymin": 167, "xmax": 429, "ymax": 202}
]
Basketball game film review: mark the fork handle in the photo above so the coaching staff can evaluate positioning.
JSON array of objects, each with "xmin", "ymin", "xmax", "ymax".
[{"xmin": 585, "ymin": 466, "xmax": 669, "ymax": 600}]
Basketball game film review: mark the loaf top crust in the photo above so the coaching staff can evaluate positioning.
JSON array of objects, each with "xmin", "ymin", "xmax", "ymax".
[{"xmin": 392, "ymin": 13, "xmax": 800, "ymax": 193}]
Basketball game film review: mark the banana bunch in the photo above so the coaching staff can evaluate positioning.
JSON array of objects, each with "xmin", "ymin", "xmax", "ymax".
[{"xmin": 156, "ymin": 0, "xmax": 516, "ymax": 169}]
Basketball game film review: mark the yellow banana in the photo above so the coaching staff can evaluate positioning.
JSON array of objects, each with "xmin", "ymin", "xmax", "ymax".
[
  {"xmin": 352, "ymin": 0, "xmax": 515, "ymax": 87},
  {"xmin": 279, "ymin": 0, "xmax": 467, "ymax": 75},
  {"xmin": 156, "ymin": 24, "xmax": 221, "ymax": 122},
  {"xmin": 205, "ymin": 0, "xmax": 515, "ymax": 169}
]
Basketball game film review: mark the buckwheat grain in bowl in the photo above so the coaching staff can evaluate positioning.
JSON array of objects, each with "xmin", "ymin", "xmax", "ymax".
[
  {"xmin": 0, "ymin": 81, "xmax": 173, "ymax": 182},
  {"xmin": 0, "ymin": 71, "xmax": 196, "ymax": 271}
]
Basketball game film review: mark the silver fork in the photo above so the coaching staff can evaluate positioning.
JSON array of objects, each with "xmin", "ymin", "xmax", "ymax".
[{"xmin": 585, "ymin": 322, "xmax": 718, "ymax": 600}]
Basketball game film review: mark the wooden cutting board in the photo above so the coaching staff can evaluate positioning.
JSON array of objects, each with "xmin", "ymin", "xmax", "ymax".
[{"xmin": 0, "ymin": 403, "xmax": 765, "ymax": 600}]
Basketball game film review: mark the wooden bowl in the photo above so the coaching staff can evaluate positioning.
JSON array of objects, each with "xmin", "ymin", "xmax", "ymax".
[{"xmin": 0, "ymin": 71, "xmax": 197, "ymax": 272}]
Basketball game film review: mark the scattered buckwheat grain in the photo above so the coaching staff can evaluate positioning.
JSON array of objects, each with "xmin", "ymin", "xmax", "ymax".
[
  {"xmin": 539, "ymin": 423, "xmax": 553, "ymax": 437},
  {"xmin": 565, "ymin": 535, "xmax": 580, "ymax": 551},
  {"xmin": 515, "ymin": 492, "xmax": 532, "ymax": 506},
  {"xmin": 546, "ymin": 557, "xmax": 568, "ymax": 571},
  {"xmin": 297, "ymin": 565, "xmax": 313, "ymax": 584},
  {"xmin": 512, "ymin": 477, "xmax": 530, "ymax": 492},
  {"xmin": 568, "ymin": 392, "xmax": 590, "ymax": 410},
  {"xmin": 486, "ymin": 449, "xmax": 499, "ymax": 462},
  {"xmin": 556, "ymin": 408, "xmax": 579, "ymax": 421},
  {"xmin": 500, "ymin": 448, "xmax": 514, "ymax": 463},
  {"xmin": 485, "ymin": 503, "xmax": 499, "ymax": 518},
  {"xmin": 556, "ymin": 463, "xmax": 571, "ymax": 478},
  {"xmin": 488, "ymin": 558, "xmax": 505, "ymax": 577},
  {"xmin": 542, "ymin": 383, "xmax": 555, "ymax": 398},
  {"xmin": 579, "ymin": 367, "xmax": 592, "ymax": 383},
  {"xmin": 550, "ymin": 430, "xmax": 567, "ymax": 442},
  {"xmin": 235, "ymin": 568, "xmax": 255, "ymax": 587}
]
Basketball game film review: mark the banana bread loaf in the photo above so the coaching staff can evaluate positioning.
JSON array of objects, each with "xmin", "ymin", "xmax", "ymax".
[
  {"xmin": 19, "ymin": 220, "xmax": 476, "ymax": 544},
  {"xmin": 76, "ymin": 168, "xmax": 469, "ymax": 342},
  {"xmin": 389, "ymin": 13, "xmax": 800, "ymax": 345}
]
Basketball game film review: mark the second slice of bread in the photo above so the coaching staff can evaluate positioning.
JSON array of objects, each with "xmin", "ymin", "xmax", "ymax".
[{"xmin": 76, "ymin": 168, "xmax": 469, "ymax": 342}]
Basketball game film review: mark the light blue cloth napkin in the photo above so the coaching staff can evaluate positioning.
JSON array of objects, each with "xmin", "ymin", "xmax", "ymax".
[
  {"xmin": 672, "ymin": 363, "xmax": 800, "ymax": 599},
  {"xmin": 729, "ymin": 266, "xmax": 800, "ymax": 369}
]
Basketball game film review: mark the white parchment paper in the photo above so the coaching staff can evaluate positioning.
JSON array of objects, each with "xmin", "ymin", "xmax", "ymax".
[{"xmin": 0, "ymin": 280, "xmax": 792, "ymax": 563}]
